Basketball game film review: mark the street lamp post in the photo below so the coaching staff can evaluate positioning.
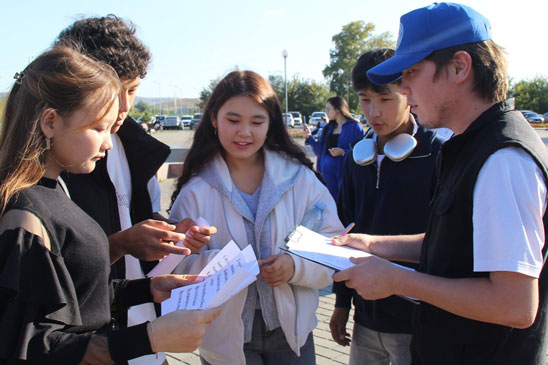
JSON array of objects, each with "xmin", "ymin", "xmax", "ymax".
[
  {"xmin": 153, "ymin": 81, "xmax": 162, "ymax": 115},
  {"xmin": 282, "ymin": 49, "xmax": 288, "ymax": 120},
  {"xmin": 170, "ymin": 85, "xmax": 179, "ymax": 115},
  {"xmin": 338, "ymin": 68, "xmax": 350, "ymax": 102}
]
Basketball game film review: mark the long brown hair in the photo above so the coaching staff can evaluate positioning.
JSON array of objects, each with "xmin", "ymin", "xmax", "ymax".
[
  {"xmin": 321, "ymin": 95, "xmax": 359, "ymax": 145},
  {"xmin": 170, "ymin": 70, "xmax": 321, "ymax": 210},
  {"xmin": 0, "ymin": 46, "xmax": 120, "ymax": 215}
]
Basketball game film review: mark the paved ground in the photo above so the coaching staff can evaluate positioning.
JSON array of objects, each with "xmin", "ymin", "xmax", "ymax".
[{"xmin": 164, "ymin": 285, "xmax": 353, "ymax": 364}]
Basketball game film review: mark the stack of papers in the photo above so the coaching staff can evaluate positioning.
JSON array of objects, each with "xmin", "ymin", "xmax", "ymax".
[{"xmin": 162, "ymin": 241, "xmax": 259, "ymax": 313}]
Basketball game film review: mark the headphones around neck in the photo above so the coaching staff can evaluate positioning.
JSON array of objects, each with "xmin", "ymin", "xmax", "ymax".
[{"xmin": 353, "ymin": 131, "xmax": 417, "ymax": 166}]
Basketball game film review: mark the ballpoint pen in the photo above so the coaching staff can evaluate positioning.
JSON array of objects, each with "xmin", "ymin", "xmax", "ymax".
[{"xmin": 338, "ymin": 222, "xmax": 355, "ymax": 236}]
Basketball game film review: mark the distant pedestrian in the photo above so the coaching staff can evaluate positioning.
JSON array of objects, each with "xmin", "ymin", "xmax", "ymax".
[{"xmin": 304, "ymin": 96, "xmax": 365, "ymax": 199}]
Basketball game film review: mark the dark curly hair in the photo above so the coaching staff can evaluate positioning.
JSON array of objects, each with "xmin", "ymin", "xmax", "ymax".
[{"xmin": 54, "ymin": 14, "xmax": 151, "ymax": 80}]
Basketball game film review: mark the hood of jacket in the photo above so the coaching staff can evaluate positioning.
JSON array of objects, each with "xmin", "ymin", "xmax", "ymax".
[{"xmin": 199, "ymin": 148, "xmax": 304, "ymax": 238}]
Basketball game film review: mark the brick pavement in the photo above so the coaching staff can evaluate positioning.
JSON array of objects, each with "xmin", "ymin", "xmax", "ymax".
[{"xmin": 165, "ymin": 286, "xmax": 353, "ymax": 365}]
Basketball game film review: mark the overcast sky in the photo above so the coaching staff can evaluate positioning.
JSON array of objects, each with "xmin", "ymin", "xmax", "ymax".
[{"xmin": 1, "ymin": 0, "xmax": 546, "ymax": 98}]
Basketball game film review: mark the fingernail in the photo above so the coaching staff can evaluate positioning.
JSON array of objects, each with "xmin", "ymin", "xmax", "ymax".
[{"xmin": 194, "ymin": 276, "xmax": 206, "ymax": 283}]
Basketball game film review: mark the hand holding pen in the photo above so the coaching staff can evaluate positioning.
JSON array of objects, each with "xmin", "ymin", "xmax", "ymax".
[{"xmin": 338, "ymin": 222, "xmax": 355, "ymax": 237}]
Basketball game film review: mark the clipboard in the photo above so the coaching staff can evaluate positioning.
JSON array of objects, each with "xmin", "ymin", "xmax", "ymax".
[
  {"xmin": 281, "ymin": 225, "xmax": 374, "ymax": 272},
  {"xmin": 281, "ymin": 225, "xmax": 420, "ymax": 304}
]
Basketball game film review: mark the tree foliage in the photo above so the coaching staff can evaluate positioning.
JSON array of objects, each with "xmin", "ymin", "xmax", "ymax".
[
  {"xmin": 323, "ymin": 21, "xmax": 395, "ymax": 112},
  {"xmin": 198, "ymin": 77, "xmax": 221, "ymax": 111},
  {"xmin": 511, "ymin": 75, "xmax": 548, "ymax": 113},
  {"xmin": 268, "ymin": 74, "xmax": 332, "ymax": 120},
  {"xmin": 129, "ymin": 101, "xmax": 154, "ymax": 122},
  {"xmin": 197, "ymin": 74, "xmax": 331, "ymax": 122}
]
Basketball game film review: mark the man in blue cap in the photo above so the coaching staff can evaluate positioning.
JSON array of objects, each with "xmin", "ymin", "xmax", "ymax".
[{"xmin": 332, "ymin": 3, "xmax": 548, "ymax": 363}]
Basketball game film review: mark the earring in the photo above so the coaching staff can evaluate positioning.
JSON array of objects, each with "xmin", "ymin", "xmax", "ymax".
[{"xmin": 45, "ymin": 138, "xmax": 51, "ymax": 150}]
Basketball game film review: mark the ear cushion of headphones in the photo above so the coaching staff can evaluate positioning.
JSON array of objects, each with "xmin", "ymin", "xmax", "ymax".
[
  {"xmin": 384, "ymin": 133, "xmax": 417, "ymax": 162},
  {"xmin": 352, "ymin": 138, "xmax": 377, "ymax": 166}
]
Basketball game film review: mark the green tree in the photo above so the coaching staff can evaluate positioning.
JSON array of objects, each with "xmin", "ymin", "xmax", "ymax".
[
  {"xmin": 323, "ymin": 21, "xmax": 395, "ymax": 112},
  {"xmin": 129, "ymin": 101, "xmax": 154, "ymax": 123},
  {"xmin": 512, "ymin": 75, "xmax": 548, "ymax": 113},
  {"xmin": 198, "ymin": 77, "xmax": 221, "ymax": 111},
  {"xmin": 268, "ymin": 74, "xmax": 331, "ymax": 120}
]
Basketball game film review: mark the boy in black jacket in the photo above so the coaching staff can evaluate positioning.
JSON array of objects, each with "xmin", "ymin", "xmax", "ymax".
[
  {"xmin": 55, "ymin": 16, "xmax": 215, "ymax": 365},
  {"xmin": 330, "ymin": 49, "xmax": 445, "ymax": 364}
]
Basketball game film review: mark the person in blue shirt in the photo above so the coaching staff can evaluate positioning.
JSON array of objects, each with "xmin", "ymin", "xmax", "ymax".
[{"xmin": 304, "ymin": 96, "xmax": 365, "ymax": 199}]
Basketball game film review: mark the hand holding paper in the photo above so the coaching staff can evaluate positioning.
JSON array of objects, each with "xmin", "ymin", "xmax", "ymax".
[
  {"xmin": 332, "ymin": 255, "xmax": 411, "ymax": 301},
  {"xmin": 162, "ymin": 241, "xmax": 259, "ymax": 313},
  {"xmin": 148, "ymin": 217, "xmax": 211, "ymax": 277},
  {"xmin": 259, "ymin": 253, "xmax": 295, "ymax": 287},
  {"xmin": 150, "ymin": 274, "xmax": 204, "ymax": 303},
  {"xmin": 176, "ymin": 217, "xmax": 218, "ymax": 253}
]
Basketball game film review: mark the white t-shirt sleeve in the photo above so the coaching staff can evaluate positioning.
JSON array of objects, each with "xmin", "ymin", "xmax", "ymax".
[
  {"xmin": 147, "ymin": 176, "xmax": 162, "ymax": 213},
  {"xmin": 473, "ymin": 147, "xmax": 546, "ymax": 278}
]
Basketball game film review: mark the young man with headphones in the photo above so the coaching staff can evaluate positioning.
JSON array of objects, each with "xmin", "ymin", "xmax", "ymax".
[{"xmin": 329, "ymin": 48, "xmax": 446, "ymax": 364}]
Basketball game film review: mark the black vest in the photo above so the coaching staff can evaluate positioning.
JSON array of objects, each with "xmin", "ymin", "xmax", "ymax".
[{"xmin": 413, "ymin": 100, "xmax": 548, "ymax": 364}]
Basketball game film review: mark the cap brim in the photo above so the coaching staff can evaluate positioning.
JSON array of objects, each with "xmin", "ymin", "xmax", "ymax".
[{"xmin": 366, "ymin": 50, "xmax": 431, "ymax": 85}]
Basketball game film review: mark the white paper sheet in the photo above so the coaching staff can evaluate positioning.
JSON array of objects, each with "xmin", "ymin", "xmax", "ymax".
[
  {"xmin": 147, "ymin": 217, "xmax": 210, "ymax": 277},
  {"xmin": 283, "ymin": 225, "xmax": 372, "ymax": 271},
  {"xmin": 161, "ymin": 242, "xmax": 259, "ymax": 313},
  {"xmin": 283, "ymin": 225, "xmax": 414, "ymax": 272}
]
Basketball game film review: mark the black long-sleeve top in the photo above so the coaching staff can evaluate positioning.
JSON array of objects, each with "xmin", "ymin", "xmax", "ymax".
[{"xmin": 0, "ymin": 179, "xmax": 153, "ymax": 364}]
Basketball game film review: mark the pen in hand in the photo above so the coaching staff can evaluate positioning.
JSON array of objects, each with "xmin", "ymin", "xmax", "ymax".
[{"xmin": 338, "ymin": 222, "xmax": 355, "ymax": 237}]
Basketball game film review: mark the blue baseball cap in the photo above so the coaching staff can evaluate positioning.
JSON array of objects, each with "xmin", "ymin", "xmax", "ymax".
[{"xmin": 367, "ymin": 2, "xmax": 492, "ymax": 85}]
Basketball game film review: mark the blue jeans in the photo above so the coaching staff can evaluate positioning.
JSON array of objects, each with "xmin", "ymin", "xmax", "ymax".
[
  {"xmin": 349, "ymin": 322, "xmax": 412, "ymax": 365},
  {"xmin": 244, "ymin": 309, "xmax": 315, "ymax": 365}
]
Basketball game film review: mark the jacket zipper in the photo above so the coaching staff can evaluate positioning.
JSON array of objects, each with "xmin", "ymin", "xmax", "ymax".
[{"xmin": 376, "ymin": 162, "xmax": 381, "ymax": 189}]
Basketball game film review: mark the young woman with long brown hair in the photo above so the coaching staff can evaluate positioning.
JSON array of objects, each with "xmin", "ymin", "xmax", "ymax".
[
  {"xmin": 0, "ymin": 47, "xmax": 219, "ymax": 364},
  {"xmin": 304, "ymin": 95, "xmax": 365, "ymax": 199},
  {"xmin": 169, "ymin": 70, "xmax": 345, "ymax": 364}
]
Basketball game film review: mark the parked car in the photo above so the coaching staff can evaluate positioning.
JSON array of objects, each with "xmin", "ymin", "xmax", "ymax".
[
  {"xmin": 308, "ymin": 116, "xmax": 328, "ymax": 139},
  {"xmin": 289, "ymin": 111, "xmax": 303, "ymax": 125},
  {"xmin": 162, "ymin": 116, "xmax": 183, "ymax": 130},
  {"xmin": 521, "ymin": 110, "xmax": 544, "ymax": 123},
  {"xmin": 544, "ymin": 113, "xmax": 548, "ymax": 122},
  {"xmin": 190, "ymin": 113, "xmax": 203, "ymax": 129},
  {"xmin": 181, "ymin": 115, "xmax": 192, "ymax": 129},
  {"xmin": 283, "ymin": 113, "xmax": 295, "ymax": 128},
  {"xmin": 309, "ymin": 111, "xmax": 328, "ymax": 121},
  {"xmin": 152, "ymin": 115, "xmax": 167, "ymax": 130}
]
